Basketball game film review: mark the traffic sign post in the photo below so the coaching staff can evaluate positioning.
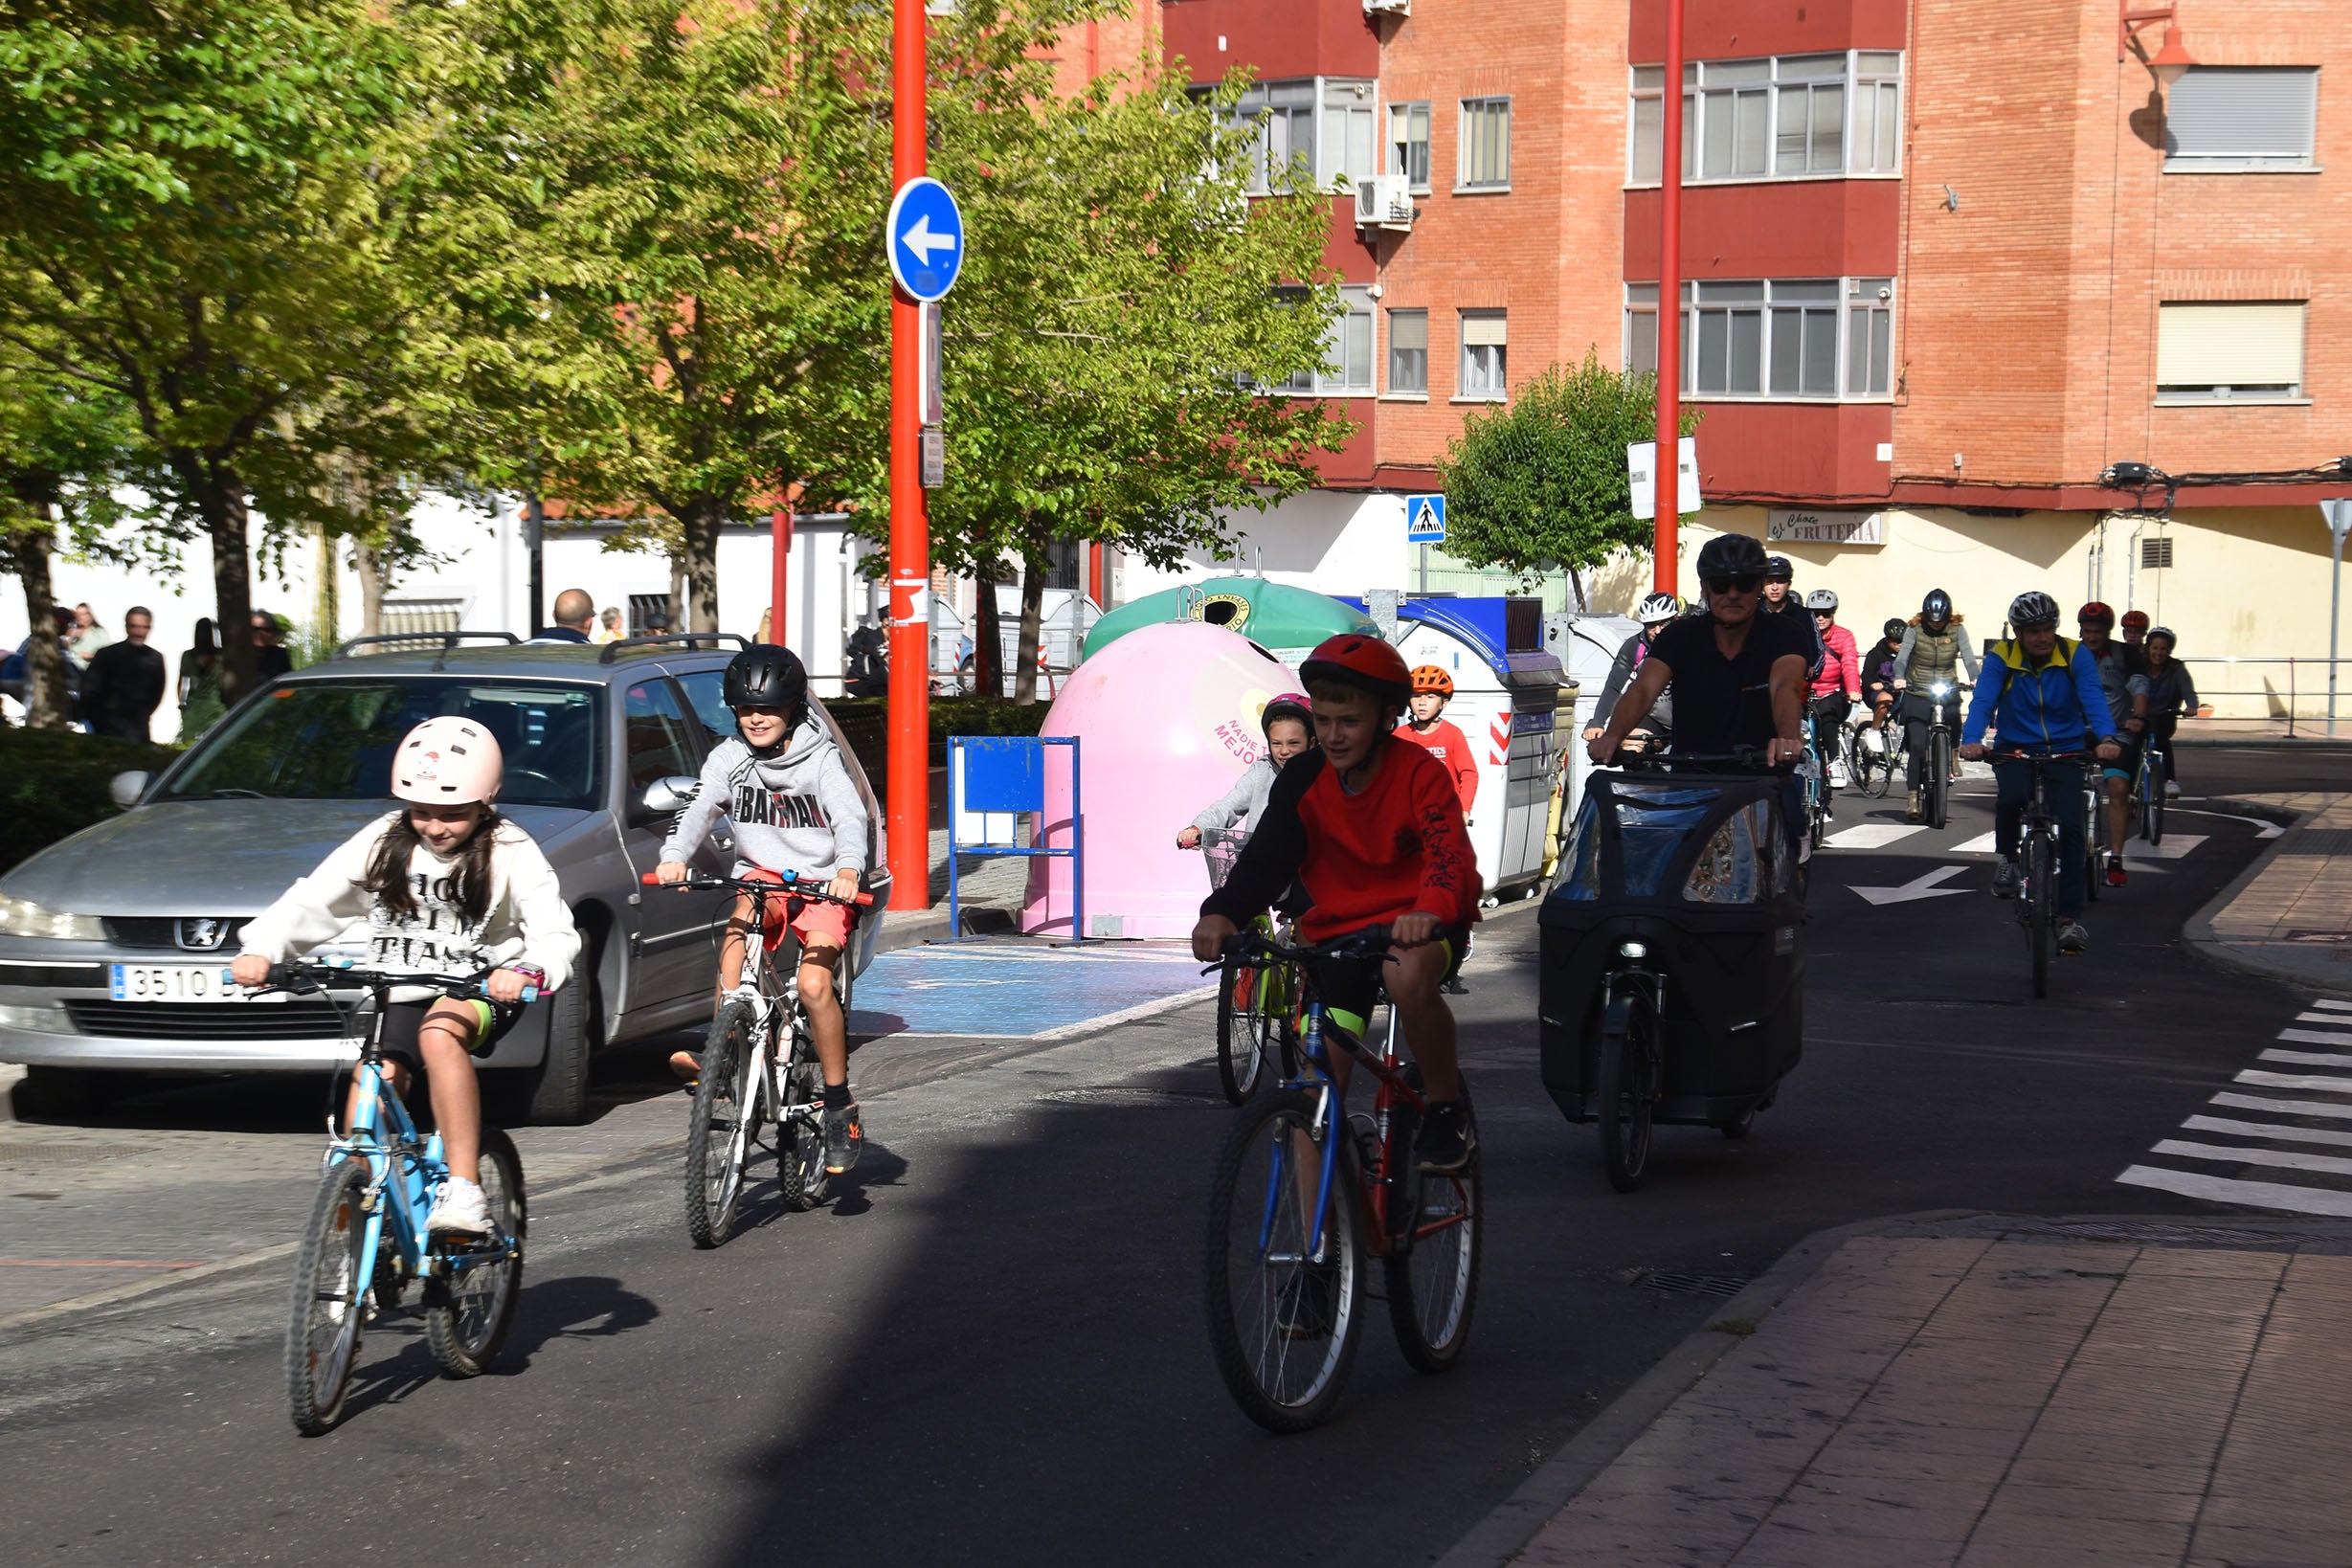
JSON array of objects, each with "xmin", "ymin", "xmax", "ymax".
[
  {"xmin": 885, "ymin": 0, "xmax": 936, "ymax": 914},
  {"xmin": 1404, "ymin": 493, "xmax": 1445, "ymax": 594},
  {"xmin": 886, "ymin": 176, "xmax": 965, "ymax": 303}
]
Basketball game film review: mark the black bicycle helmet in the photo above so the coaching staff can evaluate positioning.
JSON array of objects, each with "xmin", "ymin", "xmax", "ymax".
[
  {"xmin": 1693, "ymin": 532, "xmax": 1769, "ymax": 581},
  {"xmin": 1921, "ymin": 588, "xmax": 1953, "ymax": 629},
  {"xmin": 1763, "ymin": 554, "xmax": 1795, "ymax": 583},
  {"xmin": 2007, "ymin": 591, "xmax": 2061, "ymax": 629},
  {"xmin": 1883, "ymin": 617, "xmax": 1906, "ymax": 639},
  {"xmin": 723, "ymin": 643, "xmax": 809, "ymax": 717}
]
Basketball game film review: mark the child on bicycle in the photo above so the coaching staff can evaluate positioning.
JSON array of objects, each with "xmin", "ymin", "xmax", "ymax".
[
  {"xmin": 232, "ymin": 716, "xmax": 580, "ymax": 1236},
  {"xmin": 1191, "ymin": 635, "xmax": 1483, "ymax": 1174},
  {"xmin": 1176, "ymin": 693, "xmax": 1313, "ymax": 850},
  {"xmin": 656, "ymin": 644, "xmax": 869, "ymax": 1175}
]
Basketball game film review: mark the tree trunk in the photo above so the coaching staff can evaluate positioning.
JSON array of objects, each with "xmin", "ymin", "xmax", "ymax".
[
  {"xmin": 6, "ymin": 524, "xmax": 70, "ymax": 729},
  {"xmin": 354, "ymin": 538, "xmax": 388, "ymax": 637},
  {"xmin": 668, "ymin": 552, "xmax": 687, "ymax": 636},
  {"xmin": 1013, "ymin": 547, "xmax": 1048, "ymax": 706},
  {"xmin": 1568, "ymin": 566, "xmax": 1587, "ymax": 612},
  {"xmin": 971, "ymin": 560, "xmax": 1001, "ymax": 698},
  {"xmin": 207, "ymin": 476, "xmax": 258, "ymax": 705},
  {"xmin": 681, "ymin": 501, "xmax": 724, "ymax": 635}
]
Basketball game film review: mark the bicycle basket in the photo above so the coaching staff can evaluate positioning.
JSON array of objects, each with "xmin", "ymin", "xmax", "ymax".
[{"xmin": 1200, "ymin": 829, "xmax": 1249, "ymax": 891}]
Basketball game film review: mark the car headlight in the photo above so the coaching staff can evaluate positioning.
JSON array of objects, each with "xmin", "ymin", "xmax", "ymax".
[{"xmin": 0, "ymin": 892, "xmax": 105, "ymax": 941}]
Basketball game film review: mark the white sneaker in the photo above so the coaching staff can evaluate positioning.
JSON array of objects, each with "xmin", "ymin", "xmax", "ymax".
[
  {"xmin": 1827, "ymin": 761, "xmax": 1850, "ymax": 788},
  {"xmin": 427, "ymin": 1176, "xmax": 492, "ymax": 1237},
  {"xmin": 2163, "ymin": 780, "xmax": 2182, "ymax": 798}
]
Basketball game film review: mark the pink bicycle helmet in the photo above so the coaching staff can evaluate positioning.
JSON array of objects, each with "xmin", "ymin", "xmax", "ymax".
[{"xmin": 391, "ymin": 716, "xmax": 504, "ymax": 805}]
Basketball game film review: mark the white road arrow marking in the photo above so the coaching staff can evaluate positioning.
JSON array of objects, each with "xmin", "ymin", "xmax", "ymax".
[
  {"xmin": 901, "ymin": 213, "xmax": 958, "ymax": 264},
  {"xmin": 1848, "ymin": 864, "xmax": 1973, "ymax": 906},
  {"xmin": 2165, "ymin": 804, "xmax": 2286, "ymax": 839}
]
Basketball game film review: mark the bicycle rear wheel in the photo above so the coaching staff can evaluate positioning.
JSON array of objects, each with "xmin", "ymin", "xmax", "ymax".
[
  {"xmin": 1927, "ymin": 732, "xmax": 1952, "ymax": 829},
  {"xmin": 425, "ymin": 1130, "xmax": 526, "ymax": 1377},
  {"xmin": 1216, "ymin": 956, "xmax": 1274, "ymax": 1104},
  {"xmin": 780, "ymin": 1022, "xmax": 831, "ymax": 1212},
  {"xmin": 1203, "ymin": 1089, "xmax": 1365, "ymax": 1432},
  {"xmin": 1598, "ymin": 992, "xmax": 1659, "ymax": 1194},
  {"xmin": 2082, "ymin": 790, "xmax": 2103, "ymax": 904},
  {"xmin": 2140, "ymin": 751, "xmax": 2165, "ymax": 844},
  {"xmin": 2026, "ymin": 832, "xmax": 2052, "ymax": 998},
  {"xmin": 1864, "ymin": 725, "xmax": 1896, "ymax": 797},
  {"xmin": 684, "ymin": 1000, "xmax": 760, "ymax": 1248},
  {"xmin": 286, "ymin": 1156, "xmax": 374, "ymax": 1436},
  {"xmin": 1385, "ymin": 1076, "xmax": 1481, "ymax": 1375}
]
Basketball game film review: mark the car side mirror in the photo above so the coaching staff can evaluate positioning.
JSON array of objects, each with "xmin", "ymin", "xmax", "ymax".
[
  {"xmin": 109, "ymin": 771, "xmax": 151, "ymax": 810},
  {"xmin": 639, "ymin": 774, "xmax": 701, "ymax": 818}
]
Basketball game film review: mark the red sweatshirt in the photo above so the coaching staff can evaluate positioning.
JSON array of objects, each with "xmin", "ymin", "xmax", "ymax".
[
  {"xmin": 1393, "ymin": 717, "xmax": 1479, "ymax": 812},
  {"xmin": 1200, "ymin": 743, "xmax": 1483, "ymax": 942}
]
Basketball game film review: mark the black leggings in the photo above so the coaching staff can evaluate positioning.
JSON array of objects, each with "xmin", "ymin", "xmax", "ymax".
[{"xmin": 1901, "ymin": 691, "xmax": 1959, "ymax": 790}]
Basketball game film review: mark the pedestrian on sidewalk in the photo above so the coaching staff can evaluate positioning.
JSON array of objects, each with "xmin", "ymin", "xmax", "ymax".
[
  {"xmin": 527, "ymin": 588, "xmax": 597, "ymax": 644},
  {"xmin": 66, "ymin": 602, "xmax": 104, "ymax": 661},
  {"xmin": 176, "ymin": 617, "xmax": 226, "ymax": 743},
  {"xmin": 594, "ymin": 606, "xmax": 624, "ymax": 643},
  {"xmin": 79, "ymin": 605, "xmax": 167, "ymax": 741},
  {"xmin": 251, "ymin": 611, "xmax": 294, "ymax": 682}
]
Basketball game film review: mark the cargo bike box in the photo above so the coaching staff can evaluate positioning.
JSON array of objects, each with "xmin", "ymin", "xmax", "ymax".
[{"xmin": 1538, "ymin": 770, "xmax": 1804, "ymax": 1145}]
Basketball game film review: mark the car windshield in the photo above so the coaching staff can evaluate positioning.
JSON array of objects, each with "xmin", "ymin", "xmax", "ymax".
[{"xmin": 162, "ymin": 680, "xmax": 603, "ymax": 811}]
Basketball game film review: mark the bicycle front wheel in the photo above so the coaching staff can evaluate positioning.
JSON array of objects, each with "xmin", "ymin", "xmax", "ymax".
[
  {"xmin": 1385, "ymin": 1081, "xmax": 1482, "ymax": 1375},
  {"xmin": 2141, "ymin": 754, "xmax": 2165, "ymax": 844},
  {"xmin": 1215, "ymin": 956, "xmax": 1270, "ymax": 1104},
  {"xmin": 684, "ymin": 1000, "xmax": 760, "ymax": 1248},
  {"xmin": 1927, "ymin": 732, "xmax": 1952, "ymax": 829},
  {"xmin": 1203, "ymin": 1089, "xmax": 1365, "ymax": 1433},
  {"xmin": 286, "ymin": 1156, "xmax": 374, "ymax": 1436},
  {"xmin": 2026, "ymin": 831, "xmax": 2052, "ymax": 998},
  {"xmin": 425, "ymin": 1130, "xmax": 526, "ymax": 1377},
  {"xmin": 1598, "ymin": 993, "xmax": 1659, "ymax": 1193}
]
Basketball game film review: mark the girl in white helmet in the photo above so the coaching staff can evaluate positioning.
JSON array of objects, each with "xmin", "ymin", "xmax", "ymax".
[{"xmin": 233, "ymin": 716, "xmax": 580, "ymax": 1236}]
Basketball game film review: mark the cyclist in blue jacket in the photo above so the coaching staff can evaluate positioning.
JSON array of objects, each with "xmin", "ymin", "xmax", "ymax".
[{"xmin": 1959, "ymin": 592, "xmax": 2121, "ymax": 954}]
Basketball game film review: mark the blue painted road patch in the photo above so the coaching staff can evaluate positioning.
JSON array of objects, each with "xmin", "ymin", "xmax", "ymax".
[{"xmin": 849, "ymin": 943, "xmax": 1211, "ymax": 1041}]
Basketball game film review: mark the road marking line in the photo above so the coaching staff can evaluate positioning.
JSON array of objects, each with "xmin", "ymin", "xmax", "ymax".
[
  {"xmin": 2117, "ymin": 1165, "xmax": 2352, "ymax": 1217},
  {"xmin": 2262, "ymin": 1049, "xmax": 2352, "ymax": 1068},
  {"xmin": 2213, "ymin": 1091, "xmax": 2352, "ymax": 1121},
  {"xmin": 2315, "ymin": 999, "xmax": 2352, "ymax": 1014},
  {"xmin": 2153, "ymin": 1138, "xmax": 2352, "ymax": 1177},
  {"xmin": 2236, "ymin": 1069, "xmax": 2352, "ymax": 1092},
  {"xmin": 1821, "ymin": 823, "xmax": 1927, "ymax": 850},
  {"xmin": 2278, "ymin": 1029, "xmax": 2352, "ymax": 1048},
  {"xmin": 2184, "ymin": 1115, "xmax": 2352, "ymax": 1151},
  {"xmin": 1950, "ymin": 832, "xmax": 1999, "ymax": 854},
  {"xmin": 1025, "ymin": 985, "xmax": 1219, "ymax": 1042},
  {"xmin": 2296, "ymin": 1012, "xmax": 2352, "ymax": 1026},
  {"xmin": 0, "ymin": 1258, "xmax": 205, "ymax": 1269},
  {"xmin": 2125, "ymin": 834, "xmax": 2208, "ymax": 862}
]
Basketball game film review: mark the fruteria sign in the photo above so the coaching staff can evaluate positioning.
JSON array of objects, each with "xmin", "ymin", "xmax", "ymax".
[{"xmin": 1768, "ymin": 509, "xmax": 1886, "ymax": 546}]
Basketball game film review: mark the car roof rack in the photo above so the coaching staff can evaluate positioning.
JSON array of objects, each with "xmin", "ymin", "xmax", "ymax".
[
  {"xmin": 331, "ymin": 631, "xmax": 524, "ymax": 672},
  {"xmin": 598, "ymin": 632, "xmax": 751, "ymax": 664}
]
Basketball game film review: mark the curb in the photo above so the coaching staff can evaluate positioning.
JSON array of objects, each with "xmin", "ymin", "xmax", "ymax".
[{"xmin": 2181, "ymin": 793, "xmax": 2352, "ymax": 1003}]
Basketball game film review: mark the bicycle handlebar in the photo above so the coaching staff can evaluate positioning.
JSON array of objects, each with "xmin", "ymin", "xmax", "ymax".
[
  {"xmin": 1611, "ymin": 747, "xmax": 1797, "ymax": 774},
  {"xmin": 1984, "ymin": 748, "xmax": 2097, "ymax": 765},
  {"xmin": 261, "ymin": 960, "xmax": 540, "ymax": 1005},
  {"xmin": 639, "ymin": 869, "xmax": 876, "ymax": 908},
  {"xmin": 1215, "ymin": 925, "xmax": 1395, "ymax": 972}
]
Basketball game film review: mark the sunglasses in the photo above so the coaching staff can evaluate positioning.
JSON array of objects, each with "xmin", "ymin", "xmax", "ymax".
[{"xmin": 1703, "ymin": 574, "xmax": 1763, "ymax": 594}]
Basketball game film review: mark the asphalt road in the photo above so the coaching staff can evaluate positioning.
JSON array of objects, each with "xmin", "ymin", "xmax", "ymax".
[{"xmin": 0, "ymin": 743, "xmax": 2343, "ymax": 1566}]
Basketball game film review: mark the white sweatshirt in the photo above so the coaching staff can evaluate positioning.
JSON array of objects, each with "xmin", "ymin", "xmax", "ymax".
[{"xmin": 239, "ymin": 812, "xmax": 580, "ymax": 1003}]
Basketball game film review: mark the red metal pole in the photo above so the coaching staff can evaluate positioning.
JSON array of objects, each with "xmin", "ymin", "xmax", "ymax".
[
  {"xmin": 887, "ymin": 0, "xmax": 930, "ymax": 911},
  {"xmin": 1087, "ymin": 542, "xmax": 1105, "ymax": 608},
  {"xmin": 770, "ymin": 501, "xmax": 792, "ymax": 646},
  {"xmin": 1654, "ymin": 0, "xmax": 1685, "ymax": 594}
]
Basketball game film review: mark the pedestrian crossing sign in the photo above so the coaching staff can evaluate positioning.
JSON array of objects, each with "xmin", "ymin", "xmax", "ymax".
[{"xmin": 1405, "ymin": 494, "xmax": 1446, "ymax": 544}]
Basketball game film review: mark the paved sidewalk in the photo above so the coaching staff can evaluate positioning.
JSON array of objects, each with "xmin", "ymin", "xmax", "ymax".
[
  {"xmin": 1477, "ymin": 1217, "xmax": 2352, "ymax": 1568},
  {"xmin": 2189, "ymin": 792, "xmax": 2352, "ymax": 997}
]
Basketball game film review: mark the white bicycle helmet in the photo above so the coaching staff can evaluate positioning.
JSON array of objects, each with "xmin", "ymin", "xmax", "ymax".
[
  {"xmin": 1635, "ymin": 592, "xmax": 1682, "ymax": 625},
  {"xmin": 2007, "ymin": 591, "xmax": 2062, "ymax": 630},
  {"xmin": 391, "ymin": 715, "xmax": 504, "ymax": 805},
  {"xmin": 1803, "ymin": 589, "xmax": 1839, "ymax": 612}
]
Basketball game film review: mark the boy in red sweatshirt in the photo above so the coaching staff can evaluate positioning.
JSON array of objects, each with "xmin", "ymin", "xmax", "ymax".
[
  {"xmin": 1394, "ymin": 664, "xmax": 1479, "ymax": 817},
  {"xmin": 1193, "ymin": 635, "xmax": 1482, "ymax": 1174}
]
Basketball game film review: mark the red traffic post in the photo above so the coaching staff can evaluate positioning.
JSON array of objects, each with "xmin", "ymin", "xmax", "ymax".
[
  {"xmin": 1654, "ymin": 0, "xmax": 1685, "ymax": 595},
  {"xmin": 886, "ymin": 0, "xmax": 932, "ymax": 913},
  {"xmin": 770, "ymin": 499, "xmax": 793, "ymax": 646}
]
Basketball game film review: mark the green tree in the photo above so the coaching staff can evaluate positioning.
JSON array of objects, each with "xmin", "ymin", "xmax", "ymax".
[
  {"xmin": 0, "ymin": 0, "xmax": 437, "ymax": 699},
  {"xmin": 1434, "ymin": 350, "xmax": 1700, "ymax": 608}
]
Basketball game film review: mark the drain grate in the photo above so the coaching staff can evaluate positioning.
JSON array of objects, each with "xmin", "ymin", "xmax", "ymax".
[{"xmin": 1637, "ymin": 1269, "xmax": 1752, "ymax": 1298}]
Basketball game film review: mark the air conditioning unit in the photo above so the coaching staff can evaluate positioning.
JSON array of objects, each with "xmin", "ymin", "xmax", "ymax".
[
  {"xmin": 1354, "ymin": 173, "xmax": 1416, "ymax": 232},
  {"xmin": 1364, "ymin": 0, "xmax": 1410, "ymax": 14}
]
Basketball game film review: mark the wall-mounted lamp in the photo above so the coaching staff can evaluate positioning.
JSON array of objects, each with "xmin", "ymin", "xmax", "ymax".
[
  {"xmin": 1941, "ymin": 184, "xmax": 1960, "ymax": 212},
  {"xmin": 2119, "ymin": 2, "xmax": 2197, "ymax": 84}
]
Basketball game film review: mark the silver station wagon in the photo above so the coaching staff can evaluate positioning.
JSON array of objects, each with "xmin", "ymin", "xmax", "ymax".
[{"xmin": 0, "ymin": 633, "xmax": 889, "ymax": 1122}]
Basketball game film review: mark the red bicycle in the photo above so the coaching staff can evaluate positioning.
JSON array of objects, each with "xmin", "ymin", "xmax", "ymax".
[{"xmin": 1201, "ymin": 926, "xmax": 1482, "ymax": 1432}]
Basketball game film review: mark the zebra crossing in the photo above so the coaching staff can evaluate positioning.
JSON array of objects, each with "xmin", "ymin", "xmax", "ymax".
[
  {"xmin": 1818, "ymin": 818, "xmax": 2207, "ymax": 865},
  {"xmin": 2118, "ymin": 999, "xmax": 2352, "ymax": 1216}
]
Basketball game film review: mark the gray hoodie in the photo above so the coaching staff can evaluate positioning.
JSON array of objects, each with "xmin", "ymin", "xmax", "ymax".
[{"xmin": 661, "ymin": 721, "xmax": 869, "ymax": 880}]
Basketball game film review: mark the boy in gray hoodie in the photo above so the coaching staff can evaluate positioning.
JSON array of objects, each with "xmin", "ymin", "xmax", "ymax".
[{"xmin": 657, "ymin": 645, "xmax": 869, "ymax": 1173}]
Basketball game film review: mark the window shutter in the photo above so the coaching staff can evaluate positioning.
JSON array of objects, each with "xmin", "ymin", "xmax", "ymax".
[
  {"xmin": 2156, "ymin": 302, "xmax": 2304, "ymax": 386},
  {"xmin": 1461, "ymin": 312, "xmax": 1508, "ymax": 347},
  {"xmin": 1390, "ymin": 311, "xmax": 1427, "ymax": 352},
  {"xmin": 2165, "ymin": 68, "xmax": 2318, "ymax": 161}
]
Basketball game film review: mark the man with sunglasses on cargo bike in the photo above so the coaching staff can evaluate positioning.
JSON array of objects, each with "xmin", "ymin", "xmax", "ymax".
[{"xmin": 1959, "ymin": 592, "xmax": 2122, "ymax": 956}]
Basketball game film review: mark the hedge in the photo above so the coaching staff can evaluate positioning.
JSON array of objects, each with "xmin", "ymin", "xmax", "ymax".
[
  {"xmin": 825, "ymin": 697, "xmax": 1054, "ymax": 792},
  {"xmin": 0, "ymin": 728, "xmax": 183, "ymax": 876}
]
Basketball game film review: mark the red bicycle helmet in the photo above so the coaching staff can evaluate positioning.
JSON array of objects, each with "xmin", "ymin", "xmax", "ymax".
[
  {"xmin": 1300, "ymin": 634, "xmax": 1412, "ymax": 707},
  {"xmin": 2077, "ymin": 601, "xmax": 2115, "ymax": 627},
  {"xmin": 2120, "ymin": 609, "xmax": 2150, "ymax": 631}
]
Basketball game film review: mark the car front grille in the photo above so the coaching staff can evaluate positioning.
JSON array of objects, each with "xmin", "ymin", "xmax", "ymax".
[
  {"xmin": 101, "ymin": 917, "xmax": 250, "ymax": 952},
  {"xmin": 63, "ymin": 1001, "xmax": 347, "ymax": 1041}
]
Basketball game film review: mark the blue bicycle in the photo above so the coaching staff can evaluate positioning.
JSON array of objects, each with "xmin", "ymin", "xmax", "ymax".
[{"xmin": 268, "ymin": 961, "xmax": 530, "ymax": 1436}]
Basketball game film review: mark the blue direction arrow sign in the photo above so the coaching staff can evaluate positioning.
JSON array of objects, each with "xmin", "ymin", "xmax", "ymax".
[
  {"xmin": 886, "ymin": 177, "xmax": 965, "ymax": 302},
  {"xmin": 1404, "ymin": 493, "xmax": 1447, "ymax": 544}
]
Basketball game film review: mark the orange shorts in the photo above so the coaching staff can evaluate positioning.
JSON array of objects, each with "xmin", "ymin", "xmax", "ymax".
[{"xmin": 740, "ymin": 868, "xmax": 854, "ymax": 955}]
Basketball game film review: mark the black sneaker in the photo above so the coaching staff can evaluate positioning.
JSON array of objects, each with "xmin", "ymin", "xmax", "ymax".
[
  {"xmin": 1991, "ymin": 859, "xmax": 2021, "ymax": 900},
  {"xmin": 823, "ymin": 1100, "xmax": 862, "ymax": 1175},
  {"xmin": 1275, "ymin": 1263, "xmax": 1336, "ymax": 1340},
  {"xmin": 2058, "ymin": 920, "xmax": 2089, "ymax": 955},
  {"xmin": 1414, "ymin": 1099, "xmax": 1475, "ymax": 1174}
]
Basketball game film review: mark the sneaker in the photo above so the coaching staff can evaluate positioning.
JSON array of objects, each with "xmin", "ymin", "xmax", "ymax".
[
  {"xmin": 823, "ymin": 1098, "xmax": 862, "ymax": 1175},
  {"xmin": 1859, "ymin": 727, "xmax": 1883, "ymax": 755},
  {"xmin": 2058, "ymin": 920, "xmax": 2089, "ymax": 955},
  {"xmin": 2104, "ymin": 854, "xmax": 2128, "ymax": 887},
  {"xmin": 1827, "ymin": 761, "xmax": 1850, "ymax": 789},
  {"xmin": 2164, "ymin": 780, "xmax": 2182, "ymax": 798},
  {"xmin": 1905, "ymin": 790, "xmax": 1922, "ymax": 823},
  {"xmin": 1414, "ymin": 1099, "xmax": 1476, "ymax": 1175},
  {"xmin": 667, "ymin": 1049, "xmax": 701, "ymax": 1085},
  {"xmin": 427, "ymin": 1176, "xmax": 492, "ymax": 1237},
  {"xmin": 1275, "ymin": 1262, "xmax": 1337, "ymax": 1341},
  {"xmin": 1991, "ymin": 859, "xmax": 2021, "ymax": 899},
  {"xmin": 1441, "ymin": 975, "xmax": 1467, "ymax": 996}
]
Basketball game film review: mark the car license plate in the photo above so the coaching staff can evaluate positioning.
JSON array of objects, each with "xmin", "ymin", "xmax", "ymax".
[{"xmin": 107, "ymin": 964, "xmax": 278, "ymax": 1003}]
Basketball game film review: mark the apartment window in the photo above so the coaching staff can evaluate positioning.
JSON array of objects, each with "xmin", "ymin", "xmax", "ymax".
[
  {"xmin": 1459, "ymin": 97, "xmax": 1512, "ymax": 189},
  {"xmin": 1624, "ymin": 278, "xmax": 1896, "ymax": 400},
  {"xmin": 1268, "ymin": 286, "xmax": 1375, "ymax": 395},
  {"xmin": 1389, "ymin": 101, "xmax": 1432, "ymax": 190},
  {"xmin": 2156, "ymin": 301, "xmax": 2305, "ymax": 399},
  {"xmin": 1211, "ymin": 78, "xmax": 1315, "ymax": 194},
  {"xmin": 1629, "ymin": 51, "xmax": 1902, "ymax": 183},
  {"xmin": 2164, "ymin": 67, "xmax": 2319, "ymax": 169},
  {"xmin": 1323, "ymin": 78, "xmax": 1377, "ymax": 189},
  {"xmin": 1459, "ymin": 310, "xmax": 1508, "ymax": 398},
  {"xmin": 1388, "ymin": 308, "xmax": 1428, "ymax": 394}
]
